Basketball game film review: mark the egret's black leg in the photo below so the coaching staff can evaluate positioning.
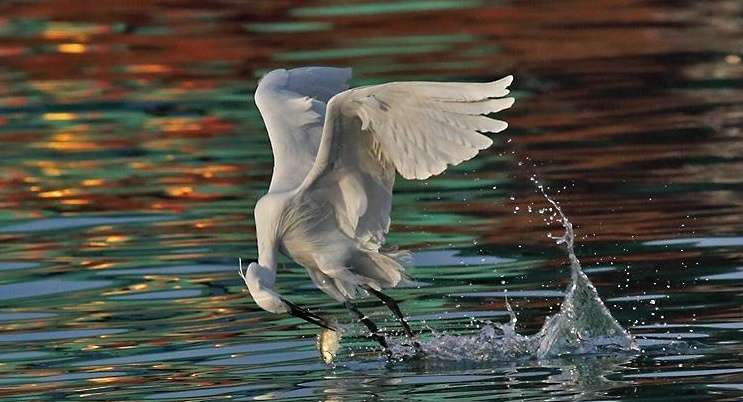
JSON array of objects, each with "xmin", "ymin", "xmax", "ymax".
[
  {"xmin": 364, "ymin": 287, "xmax": 418, "ymax": 342},
  {"xmin": 344, "ymin": 302, "xmax": 390, "ymax": 352},
  {"xmin": 281, "ymin": 298, "xmax": 335, "ymax": 331}
]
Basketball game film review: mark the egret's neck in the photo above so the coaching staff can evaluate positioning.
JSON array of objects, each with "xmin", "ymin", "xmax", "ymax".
[
  {"xmin": 254, "ymin": 192, "xmax": 289, "ymax": 275},
  {"xmin": 257, "ymin": 234, "xmax": 278, "ymax": 273}
]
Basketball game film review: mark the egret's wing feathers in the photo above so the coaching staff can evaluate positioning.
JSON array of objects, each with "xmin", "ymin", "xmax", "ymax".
[
  {"xmin": 282, "ymin": 66, "xmax": 354, "ymax": 102},
  {"xmin": 300, "ymin": 75, "xmax": 514, "ymax": 247},
  {"xmin": 254, "ymin": 67, "xmax": 352, "ymax": 193},
  {"xmin": 349, "ymin": 75, "xmax": 514, "ymax": 180}
]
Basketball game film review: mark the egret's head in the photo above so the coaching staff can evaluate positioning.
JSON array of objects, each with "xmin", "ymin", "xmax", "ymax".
[
  {"xmin": 238, "ymin": 260, "xmax": 274, "ymax": 286},
  {"xmin": 238, "ymin": 259, "xmax": 286, "ymax": 313},
  {"xmin": 237, "ymin": 259, "xmax": 336, "ymax": 331}
]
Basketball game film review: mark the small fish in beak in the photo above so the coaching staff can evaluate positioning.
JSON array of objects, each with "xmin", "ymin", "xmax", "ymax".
[{"xmin": 316, "ymin": 325, "xmax": 341, "ymax": 364}]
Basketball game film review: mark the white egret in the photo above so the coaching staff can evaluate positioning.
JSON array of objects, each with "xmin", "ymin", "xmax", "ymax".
[{"xmin": 239, "ymin": 66, "xmax": 514, "ymax": 351}]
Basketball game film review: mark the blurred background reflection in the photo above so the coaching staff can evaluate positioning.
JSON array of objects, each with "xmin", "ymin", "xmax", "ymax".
[{"xmin": 1, "ymin": 0, "xmax": 742, "ymax": 401}]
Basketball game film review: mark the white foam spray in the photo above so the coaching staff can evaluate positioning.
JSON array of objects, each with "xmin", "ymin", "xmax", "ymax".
[{"xmin": 386, "ymin": 185, "xmax": 637, "ymax": 361}]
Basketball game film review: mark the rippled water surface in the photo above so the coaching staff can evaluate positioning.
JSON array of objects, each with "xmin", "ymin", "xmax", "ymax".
[{"xmin": 1, "ymin": 0, "xmax": 743, "ymax": 400}]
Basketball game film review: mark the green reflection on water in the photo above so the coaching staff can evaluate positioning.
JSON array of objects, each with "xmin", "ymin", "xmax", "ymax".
[
  {"xmin": 291, "ymin": 0, "xmax": 484, "ymax": 17},
  {"xmin": 244, "ymin": 22, "xmax": 334, "ymax": 33},
  {"xmin": 276, "ymin": 44, "xmax": 452, "ymax": 61}
]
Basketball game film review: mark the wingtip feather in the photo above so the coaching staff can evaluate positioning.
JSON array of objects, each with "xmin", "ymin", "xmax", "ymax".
[
  {"xmin": 480, "ymin": 135, "xmax": 494, "ymax": 150},
  {"xmin": 501, "ymin": 75, "xmax": 514, "ymax": 87},
  {"xmin": 503, "ymin": 97, "xmax": 515, "ymax": 109}
]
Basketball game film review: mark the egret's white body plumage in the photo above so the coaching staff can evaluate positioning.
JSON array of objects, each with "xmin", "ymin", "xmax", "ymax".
[{"xmin": 241, "ymin": 67, "xmax": 514, "ymax": 315}]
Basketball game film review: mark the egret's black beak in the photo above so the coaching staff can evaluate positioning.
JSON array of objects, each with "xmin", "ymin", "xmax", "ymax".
[{"xmin": 281, "ymin": 298, "xmax": 335, "ymax": 331}]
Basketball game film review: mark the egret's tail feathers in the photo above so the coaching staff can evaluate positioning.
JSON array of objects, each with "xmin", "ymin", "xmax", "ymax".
[
  {"xmin": 353, "ymin": 249, "xmax": 412, "ymax": 290},
  {"xmin": 313, "ymin": 262, "xmax": 379, "ymax": 300},
  {"xmin": 333, "ymin": 276, "xmax": 371, "ymax": 300},
  {"xmin": 382, "ymin": 247, "xmax": 413, "ymax": 267},
  {"xmin": 311, "ymin": 249, "xmax": 412, "ymax": 300}
]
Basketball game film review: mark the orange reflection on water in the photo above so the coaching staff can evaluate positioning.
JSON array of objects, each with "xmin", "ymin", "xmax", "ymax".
[
  {"xmin": 40, "ymin": 140, "xmax": 99, "ymax": 152},
  {"xmin": 166, "ymin": 186, "xmax": 193, "ymax": 197},
  {"xmin": 194, "ymin": 164, "xmax": 237, "ymax": 179},
  {"xmin": 60, "ymin": 199, "xmax": 89, "ymax": 205},
  {"xmin": 125, "ymin": 64, "xmax": 171, "ymax": 74},
  {"xmin": 160, "ymin": 118, "xmax": 202, "ymax": 133},
  {"xmin": 193, "ymin": 221, "xmax": 210, "ymax": 229},
  {"xmin": 33, "ymin": 131, "xmax": 101, "ymax": 152},
  {"xmin": 82, "ymin": 178, "xmax": 104, "ymax": 187},
  {"xmin": 39, "ymin": 188, "xmax": 75, "ymax": 198}
]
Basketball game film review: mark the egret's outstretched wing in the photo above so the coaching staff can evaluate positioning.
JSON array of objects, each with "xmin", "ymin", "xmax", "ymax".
[
  {"xmin": 299, "ymin": 75, "xmax": 515, "ymax": 247},
  {"xmin": 254, "ymin": 67, "xmax": 352, "ymax": 193}
]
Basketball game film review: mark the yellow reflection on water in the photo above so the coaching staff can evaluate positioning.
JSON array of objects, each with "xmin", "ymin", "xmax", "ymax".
[
  {"xmin": 105, "ymin": 235, "xmax": 128, "ymax": 243},
  {"xmin": 53, "ymin": 132, "xmax": 75, "ymax": 141},
  {"xmin": 43, "ymin": 112, "xmax": 76, "ymax": 121},
  {"xmin": 87, "ymin": 234, "xmax": 127, "ymax": 246},
  {"xmin": 42, "ymin": 168, "xmax": 62, "ymax": 176},
  {"xmin": 84, "ymin": 261, "xmax": 115, "ymax": 270},
  {"xmin": 39, "ymin": 188, "xmax": 75, "ymax": 198},
  {"xmin": 57, "ymin": 43, "xmax": 87, "ymax": 54},
  {"xmin": 88, "ymin": 377, "xmax": 121, "ymax": 384},
  {"xmin": 36, "ymin": 130, "xmax": 100, "ymax": 152}
]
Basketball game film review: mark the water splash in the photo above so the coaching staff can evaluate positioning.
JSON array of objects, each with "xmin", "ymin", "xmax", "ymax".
[
  {"xmin": 532, "ymin": 186, "xmax": 636, "ymax": 357},
  {"xmin": 387, "ymin": 186, "xmax": 637, "ymax": 361}
]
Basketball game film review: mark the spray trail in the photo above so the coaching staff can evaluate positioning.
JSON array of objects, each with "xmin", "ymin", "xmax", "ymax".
[{"xmin": 384, "ymin": 185, "xmax": 637, "ymax": 361}]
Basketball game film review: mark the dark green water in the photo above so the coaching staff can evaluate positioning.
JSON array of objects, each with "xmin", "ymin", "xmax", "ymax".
[{"xmin": 1, "ymin": 0, "xmax": 743, "ymax": 400}]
